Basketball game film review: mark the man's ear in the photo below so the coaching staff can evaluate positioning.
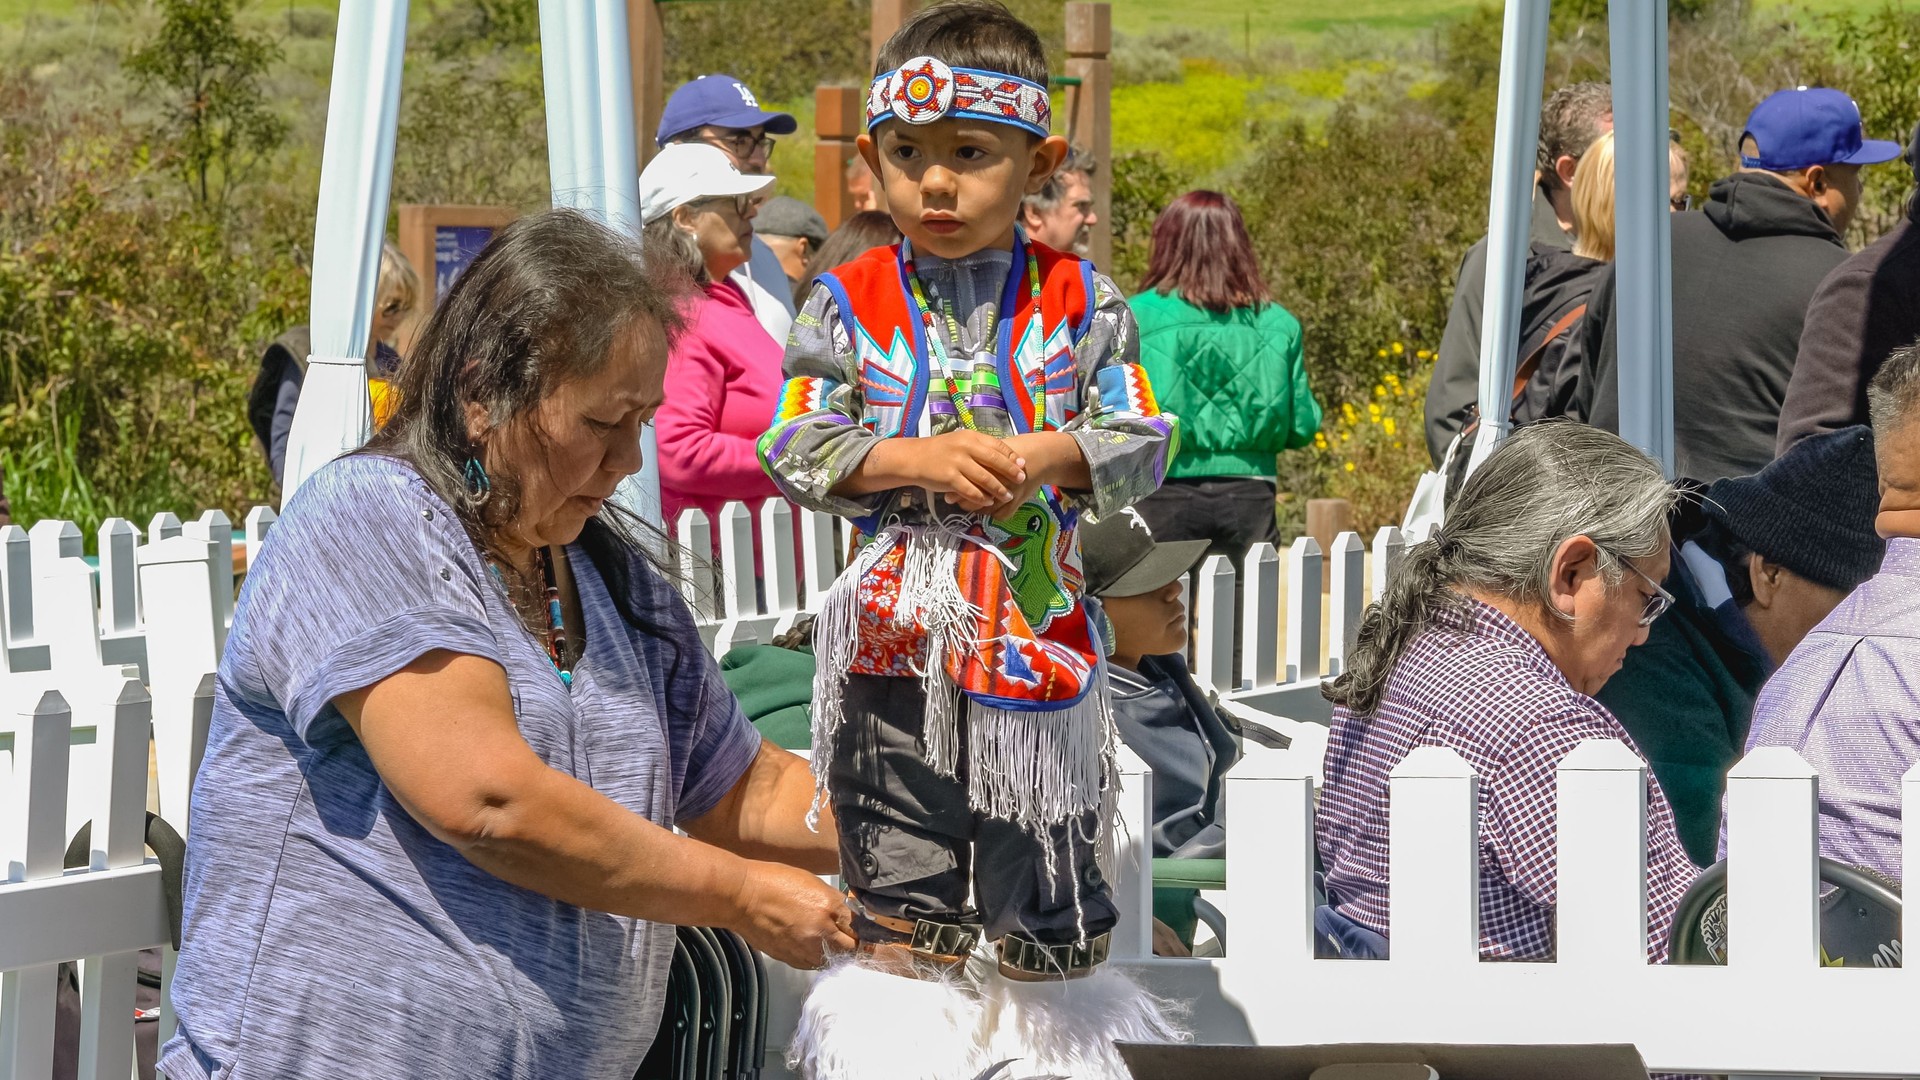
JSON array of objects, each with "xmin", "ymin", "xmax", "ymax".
[
  {"xmin": 1803, "ymin": 163, "xmax": 1831, "ymax": 196},
  {"xmin": 1748, "ymin": 556, "xmax": 1784, "ymax": 609},
  {"xmin": 856, "ymin": 132, "xmax": 882, "ymax": 181},
  {"xmin": 1549, "ymin": 534, "xmax": 1603, "ymax": 617},
  {"xmin": 1026, "ymin": 134, "xmax": 1071, "ymax": 195},
  {"xmin": 1554, "ymin": 153, "xmax": 1581, "ymax": 190}
]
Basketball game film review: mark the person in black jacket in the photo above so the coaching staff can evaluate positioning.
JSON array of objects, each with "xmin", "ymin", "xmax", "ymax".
[
  {"xmin": 1426, "ymin": 82, "xmax": 1612, "ymax": 463},
  {"xmin": 1776, "ymin": 121, "xmax": 1920, "ymax": 452},
  {"xmin": 1557, "ymin": 87, "xmax": 1902, "ymax": 484}
]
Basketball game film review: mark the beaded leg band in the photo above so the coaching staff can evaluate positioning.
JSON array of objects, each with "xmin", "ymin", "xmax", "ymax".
[{"xmin": 995, "ymin": 932, "xmax": 1112, "ymax": 982}]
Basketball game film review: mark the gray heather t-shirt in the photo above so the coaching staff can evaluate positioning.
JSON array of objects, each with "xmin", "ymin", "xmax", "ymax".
[{"xmin": 159, "ymin": 454, "xmax": 759, "ymax": 1080}]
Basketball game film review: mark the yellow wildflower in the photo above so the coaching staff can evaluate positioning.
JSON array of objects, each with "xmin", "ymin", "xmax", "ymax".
[
  {"xmin": 1344, "ymin": 461, "xmax": 1356, "ymax": 471},
  {"xmin": 1376, "ymin": 348, "xmax": 1388, "ymax": 359},
  {"xmin": 1383, "ymin": 417, "xmax": 1397, "ymax": 436},
  {"xmin": 1392, "ymin": 342, "xmax": 1405, "ymax": 355},
  {"xmin": 1368, "ymin": 402, "xmax": 1383, "ymax": 419},
  {"xmin": 1374, "ymin": 384, "xmax": 1387, "ymax": 398},
  {"xmin": 1415, "ymin": 349, "xmax": 1431, "ymax": 360}
]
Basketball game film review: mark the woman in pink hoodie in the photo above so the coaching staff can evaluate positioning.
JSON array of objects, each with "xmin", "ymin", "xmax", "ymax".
[{"xmin": 638, "ymin": 142, "xmax": 784, "ymax": 528}]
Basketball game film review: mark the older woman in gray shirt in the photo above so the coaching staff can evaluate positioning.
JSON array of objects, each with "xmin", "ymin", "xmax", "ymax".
[{"xmin": 162, "ymin": 210, "xmax": 853, "ymax": 1080}]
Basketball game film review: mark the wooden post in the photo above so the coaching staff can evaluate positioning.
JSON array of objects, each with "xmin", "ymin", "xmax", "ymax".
[
  {"xmin": 628, "ymin": 0, "xmax": 665, "ymax": 167},
  {"xmin": 1065, "ymin": 2, "xmax": 1113, "ymax": 270},
  {"xmin": 871, "ymin": 0, "xmax": 917, "ymax": 68},
  {"xmin": 814, "ymin": 85, "xmax": 866, "ymax": 230},
  {"xmin": 1305, "ymin": 497, "xmax": 1352, "ymax": 591}
]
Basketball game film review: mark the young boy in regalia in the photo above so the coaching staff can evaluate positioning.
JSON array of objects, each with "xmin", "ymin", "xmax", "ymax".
[{"xmin": 757, "ymin": 3, "xmax": 1186, "ymax": 1077}]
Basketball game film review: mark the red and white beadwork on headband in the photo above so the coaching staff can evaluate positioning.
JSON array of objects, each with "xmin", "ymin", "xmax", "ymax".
[{"xmin": 865, "ymin": 55, "xmax": 1052, "ymax": 139}]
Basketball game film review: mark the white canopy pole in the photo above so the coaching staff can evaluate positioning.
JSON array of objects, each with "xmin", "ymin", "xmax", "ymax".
[
  {"xmin": 538, "ymin": 1, "xmax": 661, "ymax": 530},
  {"xmin": 1609, "ymin": 0, "xmax": 1676, "ymax": 476},
  {"xmin": 281, "ymin": 1, "xmax": 409, "ymax": 503},
  {"xmin": 1463, "ymin": 0, "xmax": 1550, "ymax": 479}
]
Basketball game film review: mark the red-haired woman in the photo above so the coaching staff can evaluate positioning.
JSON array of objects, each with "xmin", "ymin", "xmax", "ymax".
[{"xmin": 1128, "ymin": 191, "xmax": 1321, "ymax": 557}]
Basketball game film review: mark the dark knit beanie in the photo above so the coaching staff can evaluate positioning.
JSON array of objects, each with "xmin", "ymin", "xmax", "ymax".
[{"xmin": 1703, "ymin": 425, "xmax": 1884, "ymax": 592}]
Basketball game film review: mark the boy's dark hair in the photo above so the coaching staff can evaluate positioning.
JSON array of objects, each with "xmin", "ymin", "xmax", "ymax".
[{"xmin": 874, "ymin": 0, "xmax": 1047, "ymax": 86}]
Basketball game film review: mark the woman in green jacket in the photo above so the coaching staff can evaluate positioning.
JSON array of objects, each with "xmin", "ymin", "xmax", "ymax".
[{"xmin": 1129, "ymin": 191, "xmax": 1322, "ymax": 556}]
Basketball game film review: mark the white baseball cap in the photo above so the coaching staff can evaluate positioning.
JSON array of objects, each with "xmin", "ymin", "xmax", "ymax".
[{"xmin": 638, "ymin": 142, "xmax": 776, "ymax": 225}]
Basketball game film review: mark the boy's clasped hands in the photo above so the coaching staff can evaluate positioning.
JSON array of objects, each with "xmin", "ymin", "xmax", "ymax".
[{"xmin": 847, "ymin": 429, "xmax": 1090, "ymax": 518}]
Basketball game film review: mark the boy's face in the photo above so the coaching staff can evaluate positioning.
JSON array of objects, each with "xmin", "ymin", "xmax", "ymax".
[
  {"xmin": 858, "ymin": 120, "xmax": 1068, "ymax": 259},
  {"xmin": 1102, "ymin": 579, "xmax": 1190, "ymax": 662}
]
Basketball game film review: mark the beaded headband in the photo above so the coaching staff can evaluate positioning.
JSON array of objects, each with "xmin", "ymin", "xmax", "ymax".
[{"xmin": 866, "ymin": 55, "xmax": 1052, "ymax": 139}]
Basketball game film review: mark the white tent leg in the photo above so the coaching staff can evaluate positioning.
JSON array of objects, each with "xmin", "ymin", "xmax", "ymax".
[
  {"xmin": 1463, "ymin": 0, "xmax": 1550, "ymax": 479},
  {"xmin": 1610, "ymin": 0, "xmax": 1677, "ymax": 476},
  {"xmin": 282, "ymin": 1, "xmax": 409, "ymax": 502},
  {"xmin": 539, "ymin": 0, "xmax": 663, "ymax": 533}
]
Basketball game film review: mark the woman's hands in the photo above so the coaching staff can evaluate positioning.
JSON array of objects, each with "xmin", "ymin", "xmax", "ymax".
[{"xmin": 727, "ymin": 862, "xmax": 857, "ymax": 969}]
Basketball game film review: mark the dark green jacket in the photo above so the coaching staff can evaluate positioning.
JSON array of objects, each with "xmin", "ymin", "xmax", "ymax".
[
  {"xmin": 718, "ymin": 644, "xmax": 814, "ymax": 750},
  {"xmin": 1596, "ymin": 558, "xmax": 1770, "ymax": 865},
  {"xmin": 1128, "ymin": 289, "xmax": 1321, "ymax": 480}
]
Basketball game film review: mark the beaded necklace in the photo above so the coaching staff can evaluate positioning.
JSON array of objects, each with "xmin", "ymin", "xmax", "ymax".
[
  {"xmin": 901, "ymin": 243, "xmax": 1042, "ymax": 432},
  {"xmin": 488, "ymin": 546, "xmax": 573, "ymax": 688}
]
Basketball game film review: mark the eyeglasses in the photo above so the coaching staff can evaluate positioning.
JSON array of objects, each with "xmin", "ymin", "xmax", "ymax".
[
  {"xmin": 1671, "ymin": 194, "xmax": 1693, "ymax": 212},
  {"xmin": 697, "ymin": 127, "xmax": 776, "ymax": 162},
  {"xmin": 692, "ymin": 193, "xmax": 765, "ymax": 219},
  {"xmin": 1613, "ymin": 554, "xmax": 1675, "ymax": 626}
]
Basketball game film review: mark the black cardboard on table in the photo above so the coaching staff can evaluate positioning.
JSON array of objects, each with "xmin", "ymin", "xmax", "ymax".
[{"xmin": 1118, "ymin": 1042, "xmax": 1652, "ymax": 1080}]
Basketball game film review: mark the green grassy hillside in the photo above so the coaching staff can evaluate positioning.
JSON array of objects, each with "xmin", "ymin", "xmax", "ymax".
[{"xmin": 1110, "ymin": 0, "xmax": 1892, "ymax": 38}]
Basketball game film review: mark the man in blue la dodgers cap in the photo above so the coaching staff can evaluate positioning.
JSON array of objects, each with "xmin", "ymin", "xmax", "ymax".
[
  {"xmin": 1779, "ymin": 114, "xmax": 1920, "ymax": 451},
  {"xmin": 1555, "ymin": 84, "xmax": 1902, "ymax": 486},
  {"xmin": 657, "ymin": 75, "xmax": 800, "ymax": 343}
]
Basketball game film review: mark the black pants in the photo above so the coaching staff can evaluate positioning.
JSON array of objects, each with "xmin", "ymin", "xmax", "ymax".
[
  {"xmin": 830, "ymin": 674, "xmax": 1117, "ymax": 945},
  {"xmin": 1132, "ymin": 476, "xmax": 1281, "ymax": 558}
]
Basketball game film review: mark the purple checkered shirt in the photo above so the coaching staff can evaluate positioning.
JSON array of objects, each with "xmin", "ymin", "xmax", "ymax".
[
  {"xmin": 1739, "ymin": 537, "xmax": 1920, "ymax": 884},
  {"xmin": 1317, "ymin": 598, "xmax": 1699, "ymax": 962}
]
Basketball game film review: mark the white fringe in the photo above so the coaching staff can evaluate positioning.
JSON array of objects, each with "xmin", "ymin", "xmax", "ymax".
[
  {"xmin": 788, "ymin": 956, "xmax": 989, "ymax": 1080},
  {"xmin": 979, "ymin": 965, "xmax": 1191, "ymax": 1080},
  {"xmin": 808, "ymin": 522, "xmax": 1123, "ymax": 869}
]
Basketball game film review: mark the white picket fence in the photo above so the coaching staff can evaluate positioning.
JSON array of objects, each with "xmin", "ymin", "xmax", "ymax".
[{"xmin": 0, "ymin": 497, "xmax": 1910, "ymax": 1078}]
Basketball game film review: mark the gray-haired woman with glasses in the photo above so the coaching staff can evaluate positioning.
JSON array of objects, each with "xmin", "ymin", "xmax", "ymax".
[
  {"xmin": 1315, "ymin": 422, "xmax": 1700, "ymax": 962},
  {"xmin": 638, "ymin": 142, "xmax": 787, "ymax": 537}
]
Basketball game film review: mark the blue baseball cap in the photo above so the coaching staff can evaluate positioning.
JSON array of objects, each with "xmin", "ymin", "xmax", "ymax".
[
  {"xmin": 1740, "ymin": 87, "xmax": 1901, "ymax": 171},
  {"xmin": 657, "ymin": 75, "xmax": 798, "ymax": 147}
]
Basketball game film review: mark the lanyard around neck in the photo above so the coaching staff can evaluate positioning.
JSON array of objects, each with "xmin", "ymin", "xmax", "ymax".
[{"xmin": 900, "ymin": 239, "xmax": 1042, "ymax": 432}]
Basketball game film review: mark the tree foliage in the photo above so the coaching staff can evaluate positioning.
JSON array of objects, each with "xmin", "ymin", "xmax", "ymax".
[{"xmin": 122, "ymin": 0, "xmax": 288, "ymax": 214}]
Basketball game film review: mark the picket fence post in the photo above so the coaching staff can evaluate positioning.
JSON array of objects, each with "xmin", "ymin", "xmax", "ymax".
[
  {"xmin": 1191, "ymin": 554, "xmax": 1237, "ymax": 693},
  {"xmin": 760, "ymin": 500, "xmax": 800, "ymax": 631},
  {"xmin": 715, "ymin": 503, "xmax": 757, "ymax": 622},
  {"xmin": 1223, "ymin": 750, "xmax": 1317, "ymax": 967},
  {"xmin": 139, "ymin": 534, "xmax": 223, "ymax": 826},
  {"xmin": 1239, "ymin": 542, "xmax": 1279, "ymax": 691},
  {"xmin": 798, "ymin": 506, "xmax": 839, "ymax": 612},
  {"xmin": 1388, "ymin": 746, "xmax": 1479, "ymax": 966},
  {"xmin": 184, "ymin": 509, "xmax": 237, "ymax": 631},
  {"xmin": 1555, "ymin": 739, "xmax": 1651, "ymax": 967},
  {"xmin": 674, "ymin": 509, "xmax": 717, "ymax": 621},
  {"xmin": 1284, "ymin": 536, "xmax": 1322, "ymax": 684},
  {"xmin": 1109, "ymin": 750, "xmax": 1154, "ymax": 960},
  {"xmin": 1326, "ymin": 531, "xmax": 1365, "ymax": 677},
  {"xmin": 97, "ymin": 518, "xmax": 141, "ymax": 635},
  {"xmin": 0, "ymin": 525, "xmax": 33, "ymax": 655},
  {"xmin": 74, "ymin": 678, "xmax": 153, "ymax": 1080},
  {"xmin": 1371, "ymin": 525, "xmax": 1405, "ymax": 602},
  {"xmin": 1725, "ymin": 746, "xmax": 1820, "ymax": 970},
  {"xmin": 0, "ymin": 690, "xmax": 72, "ymax": 1077},
  {"xmin": 244, "ymin": 505, "xmax": 278, "ymax": 566}
]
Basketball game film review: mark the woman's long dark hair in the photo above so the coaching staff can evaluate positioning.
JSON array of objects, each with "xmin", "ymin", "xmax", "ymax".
[
  {"xmin": 363, "ymin": 208, "xmax": 691, "ymax": 641},
  {"xmin": 1139, "ymin": 190, "xmax": 1272, "ymax": 313}
]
